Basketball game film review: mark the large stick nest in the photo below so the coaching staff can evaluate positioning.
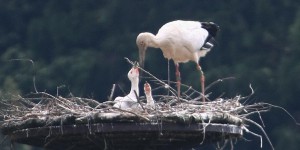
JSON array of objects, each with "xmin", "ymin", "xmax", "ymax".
[
  {"xmin": 0, "ymin": 91, "xmax": 251, "ymax": 133},
  {"xmin": 0, "ymin": 91, "xmax": 271, "ymax": 149},
  {"xmin": 0, "ymin": 59, "xmax": 284, "ymax": 150}
]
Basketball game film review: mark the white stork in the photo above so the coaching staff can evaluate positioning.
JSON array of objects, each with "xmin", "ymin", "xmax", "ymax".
[
  {"xmin": 113, "ymin": 65, "xmax": 141, "ymax": 110},
  {"xmin": 136, "ymin": 20, "xmax": 219, "ymax": 102}
]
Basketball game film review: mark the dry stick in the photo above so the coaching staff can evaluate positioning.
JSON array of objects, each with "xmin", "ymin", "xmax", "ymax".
[
  {"xmin": 205, "ymin": 77, "xmax": 236, "ymax": 91},
  {"xmin": 43, "ymin": 126, "xmax": 52, "ymax": 143},
  {"xmin": 200, "ymin": 119, "xmax": 212, "ymax": 144},
  {"xmin": 216, "ymin": 141, "xmax": 220, "ymax": 149},
  {"xmin": 240, "ymin": 103, "xmax": 287, "ymax": 124},
  {"xmin": 241, "ymin": 84, "xmax": 255, "ymax": 105},
  {"xmin": 103, "ymin": 135, "xmax": 108, "ymax": 150},
  {"xmin": 35, "ymin": 92, "xmax": 81, "ymax": 115},
  {"xmin": 134, "ymin": 90, "xmax": 145, "ymax": 111},
  {"xmin": 152, "ymin": 82, "xmax": 192, "ymax": 105},
  {"xmin": 56, "ymin": 85, "xmax": 66, "ymax": 97},
  {"xmin": 124, "ymin": 57, "xmax": 177, "ymax": 95},
  {"xmin": 9, "ymin": 59, "xmax": 38, "ymax": 93},
  {"xmin": 160, "ymin": 79, "xmax": 202, "ymax": 100},
  {"xmin": 218, "ymin": 139, "xmax": 229, "ymax": 150},
  {"xmin": 117, "ymin": 84, "xmax": 127, "ymax": 97},
  {"xmin": 240, "ymin": 109, "xmax": 270, "ymax": 118},
  {"xmin": 257, "ymin": 110, "xmax": 266, "ymax": 127},
  {"xmin": 108, "ymin": 84, "xmax": 116, "ymax": 101},
  {"xmin": 111, "ymin": 107, "xmax": 150, "ymax": 122},
  {"xmin": 182, "ymin": 85, "xmax": 193, "ymax": 95},
  {"xmin": 243, "ymin": 118, "xmax": 274, "ymax": 150},
  {"xmin": 152, "ymin": 80, "xmax": 177, "ymax": 94},
  {"xmin": 230, "ymin": 139, "xmax": 234, "ymax": 150},
  {"xmin": 262, "ymin": 103, "xmax": 300, "ymax": 125},
  {"xmin": 242, "ymin": 125, "xmax": 263, "ymax": 148},
  {"xmin": 86, "ymin": 135, "xmax": 102, "ymax": 149},
  {"xmin": 79, "ymin": 97, "xmax": 102, "ymax": 106},
  {"xmin": 152, "ymin": 80, "xmax": 178, "ymax": 99},
  {"xmin": 44, "ymin": 136, "xmax": 57, "ymax": 148}
]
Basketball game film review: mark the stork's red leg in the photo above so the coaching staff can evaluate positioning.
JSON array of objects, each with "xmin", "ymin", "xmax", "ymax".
[
  {"xmin": 175, "ymin": 63, "xmax": 181, "ymax": 98},
  {"xmin": 197, "ymin": 64, "xmax": 205, "ymax": 102}
]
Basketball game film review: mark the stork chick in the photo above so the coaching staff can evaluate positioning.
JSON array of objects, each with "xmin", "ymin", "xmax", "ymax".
[
  {"xmin": 144, "ymin": 82, "xmax": 155, "ymax": 108},
  {"xmin": 137, "ymin": 20, "xmax": 219, "ymax": 102},
  {"xmin": 113, "ymin": 66, "xmax": 141, "ymax": 110}
]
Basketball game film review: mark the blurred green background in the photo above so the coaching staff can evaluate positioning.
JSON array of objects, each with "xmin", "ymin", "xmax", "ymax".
[{"xmin": 0, "ymin": 0, "xmax": 300, "ymax": 149}]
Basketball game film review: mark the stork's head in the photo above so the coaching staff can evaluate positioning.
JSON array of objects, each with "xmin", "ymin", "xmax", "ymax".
[
  {"xmin": 128, "ymin": 66, "xmax": 139, "ymax": 82},
  {"xmin": 144, "ymin": 82, "xmax": 152, "ymax": 96},
  {"xmin": 136, "ymin": 32, "xmax": 154, "ymax": 68},
  {"xmin": 201, "ymin": 22, "xmax": 220, "ymax": 37}
]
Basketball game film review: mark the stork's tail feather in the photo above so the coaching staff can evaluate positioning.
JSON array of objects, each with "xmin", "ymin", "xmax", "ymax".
[
  {"xmin": 199, "ymin": 36, "xmax": 217, "ymax": 57},
  {"xmin": 198, "ymin": 48, "xmax": 211, "ymax": 57},
  {"xmin": 201, "ymin": 42, "xmax": 214, "ymax": 50},
  {"xmin": 202, "ymin": 36, "xmax": 217, "ymax": 49}
]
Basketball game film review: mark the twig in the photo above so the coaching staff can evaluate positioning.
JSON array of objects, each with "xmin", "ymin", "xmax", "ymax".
[
  {"xmin": 242, "ymin": 125, "xmax": 263, "ymax": 148},
  {"xmin": 263, "ymin": 103, "xmax": 300, "ymax": 125},
  {"xmin": 111, "ymin": 107, "xmax": 150, "ymax": 122},
  {"xmin": 134, "ymin": 90, "xmax": 145, "ymax": 111},
  {"xmin": 124, "ymin": 57, "xmax": 177, "ymax": 94},
  {"xmin": 9, "ymin": 59, "xmax": 38, "ymax": 93},
  {"xmin": 108, "ymin": 84, "xmax": 116, "ymax": 101},
  {"xmin": 257, "ymin": 110, "xmax": 265, "ymax": 127},
  {"xmin": 243, "ymin": 118, "xmax": 274, "ymax": 150},
  {"xmin": 230, "ymin": 139, "xmax": 234, "ymax": 150},
  {"xmin": 205, "ymin": 77, "xmax": 235, "ymax": 91}
]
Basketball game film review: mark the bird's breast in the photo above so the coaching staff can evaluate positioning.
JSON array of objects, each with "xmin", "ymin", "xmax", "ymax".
[{"xmin": 161, "ymin": 46, "xmax": 195, "ymax": 63}]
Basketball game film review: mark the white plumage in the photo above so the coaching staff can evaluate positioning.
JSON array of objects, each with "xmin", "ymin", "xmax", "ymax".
[
  {"xmin": 113, "ymin": 66, "xmax": 141, "ymax": 110},
  {"xmin": 136, "ymin": 20, "xmax": 219, "ymax": 102},
  {"xmin": 144, "ymin": 82, "xmax": 155, "ymax": 109}
]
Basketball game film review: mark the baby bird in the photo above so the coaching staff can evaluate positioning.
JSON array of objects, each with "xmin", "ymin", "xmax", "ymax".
[
  {"xmin": 113, "ymin": 66, "xmax": 141, "ymax": 110},
  {"xmin": 144, "ymin": 82, "xmax": 155, "ymax": 109}
]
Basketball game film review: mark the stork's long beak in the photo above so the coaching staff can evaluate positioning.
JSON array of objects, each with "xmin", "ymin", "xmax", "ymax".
[
  {"xmin": 138, "ymin": 45, "xmax": 146, "ymax": 68},
  {"xmin": 133, "ymin": 61, "xmax": 139, "ymax": 68}
]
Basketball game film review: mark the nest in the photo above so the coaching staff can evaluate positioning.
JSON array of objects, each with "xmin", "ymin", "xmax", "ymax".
[
  {"xmin": 0, "ymin": 59, "xmax": 282, "ymax": 150},
  {"xmin": 0, "ymin": 89, "xmax": 276, "ymax": 149}
]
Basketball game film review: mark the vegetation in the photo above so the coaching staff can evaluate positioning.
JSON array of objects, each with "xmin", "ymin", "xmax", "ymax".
[{"xmin": 1, "ymin": 0, "xmax": 300, "ymax": 149}]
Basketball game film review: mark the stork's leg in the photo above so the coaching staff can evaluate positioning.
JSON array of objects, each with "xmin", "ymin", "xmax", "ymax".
[
  {"xmin": 167, "ymin": 59, "xmax": 170, "ymax": 96},
  {"xmin": 197, "ymin": 64, "xmax": 205, "ymax": 102},
  {"xmin": 175, "ymin": 63, "xmax": 181, "ymax": 98}
]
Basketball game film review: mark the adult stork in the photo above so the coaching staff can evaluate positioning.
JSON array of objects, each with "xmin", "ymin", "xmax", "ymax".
[{"xmin": 136, "ymin": 20, "xmax": 219, "ymax": 102}]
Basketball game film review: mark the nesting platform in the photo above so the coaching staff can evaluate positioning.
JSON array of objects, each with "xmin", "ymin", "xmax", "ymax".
[
  {"xmin": 8, "ymin": 122, "xmax": 242, "ymax": 150},
  {"xmin": 0, "ymin": 90, "xmax": 270, "ymax": 149}
]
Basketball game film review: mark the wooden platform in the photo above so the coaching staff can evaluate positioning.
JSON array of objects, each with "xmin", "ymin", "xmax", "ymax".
[{"xmin": 9, "ymin": 122, "xmax": 242, "ymax": 150}]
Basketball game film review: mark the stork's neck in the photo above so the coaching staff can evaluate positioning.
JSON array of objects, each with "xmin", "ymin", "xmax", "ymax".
[
  {"xmin": 146, "ymin": 94, "xmax": 153, "ymax": 103},
  {"xmin": 145, "ymin": 32, "xmax": 160, "ymax": 48},
  {"xmin": 129, "ymin": 78, "xmax": 139, "ymax": 100}
]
